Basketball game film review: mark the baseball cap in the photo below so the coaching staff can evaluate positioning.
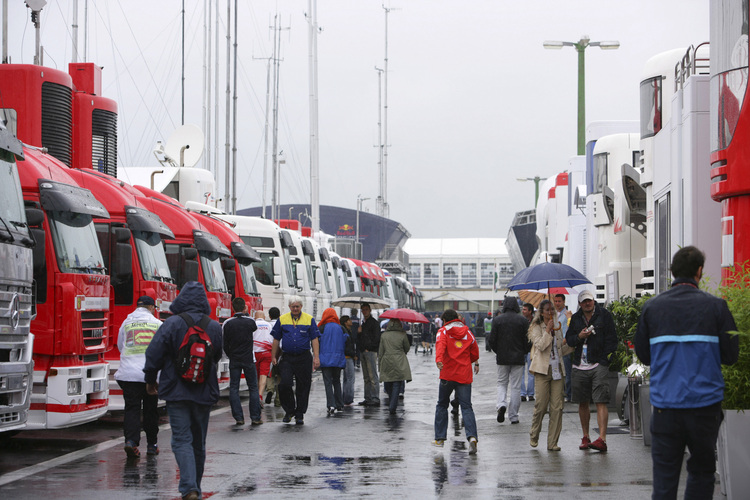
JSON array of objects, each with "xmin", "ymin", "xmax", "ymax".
[
  {"xmin": 578, "ymin": 290, "xmax": 595, "ymax": 302},
  {"xmin": 137, "ymin": 295, "xmax": 156, "ymax": 307}
]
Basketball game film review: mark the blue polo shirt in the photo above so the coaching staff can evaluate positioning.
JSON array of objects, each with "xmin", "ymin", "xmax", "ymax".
[{"xmin": 271, "ymin": 311, "xmax": 320, "ymax": 354}]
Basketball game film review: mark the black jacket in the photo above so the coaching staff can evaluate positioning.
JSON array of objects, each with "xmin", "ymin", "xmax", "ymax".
[
  {"xmin": 343, "ymin": 326, "xmax": 357, "ymax": 358},
  {"xmin": 489, "ymin": 296, "xmax": 531, "ymax": 365},
  {"xmin": 566, "ymin": 302, "xmax": 618, "ymax": 366},
  {"xmin": 222, "ymin": 313, "xmax": 257, "ymax": 365},
  {"xmin": 359, "ymin": 316, "xmax": 381, "ymax": 352}
]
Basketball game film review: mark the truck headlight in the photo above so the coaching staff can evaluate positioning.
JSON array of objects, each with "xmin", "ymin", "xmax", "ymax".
[{"xmin": 67, "ymin": 378, "xmax": 82, "ymax": 396}]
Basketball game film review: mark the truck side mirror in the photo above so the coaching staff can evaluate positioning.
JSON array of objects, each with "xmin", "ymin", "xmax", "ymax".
[
  {"xmin": 29, "ymin": 227, "xmax": 46, "ymax": 275},
  {"xmin": 224, "ymin": 269, "xmax": 236, "ymax": 294},
  {"xmin": 113, "ymin": 228, "xmax": 132, "ymax": 280},
  {"xmin": 221, "ymin": 257, "xmax": 235, "ymax": 270},
  {"xmin": 25, "ymin": 208, "xmax": 44, "ymax": 226},
  {"xmin": 271, "ymin": 256, "xmax": 282, "ymax": 288},
  {"xmin": 181, "ymin": 247, "xmax": 199, "ymax": 285}
]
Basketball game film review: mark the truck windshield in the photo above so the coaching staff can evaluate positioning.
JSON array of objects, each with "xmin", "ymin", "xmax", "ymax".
[
  {"xmin": 48, "ymin": 210, "xmax": 106, "ymax": 274},
  {"xmin": 199, "ymin": 250, "xmax": 229, "ymax": 293},
  {"xmin": 319, "ymin": 260, "xmax": 332, "ymax": 293},
  {"xmin": 304, "ymin": 255, "xmax": 315, "ymax": 288},
  {"xmin": 133, "ymin": 230, "xmax": 174, "ymax": 283},
  {"xmin": 238, "ymin": 261, "xmax": 260, "ymax": 295},
  {"xmin": 0, "ymin": 151, "xmax": 29, "ymax": 240},
  {"xmin": 282, "ymin": 248, "xmax": 295, "ymax": 288}
]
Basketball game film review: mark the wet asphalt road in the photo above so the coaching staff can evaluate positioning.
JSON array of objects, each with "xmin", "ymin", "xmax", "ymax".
[{"xmin": 0, "ymin": 339, "xmax": 723, "ymax": 499}]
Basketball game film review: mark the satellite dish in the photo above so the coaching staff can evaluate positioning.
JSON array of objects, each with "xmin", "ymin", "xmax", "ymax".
[{"xmin": 164, "ymin": 124, "xmax": 204, "ymax": 168}]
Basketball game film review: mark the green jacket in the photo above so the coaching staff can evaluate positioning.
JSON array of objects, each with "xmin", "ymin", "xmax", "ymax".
[{"xmin": 378, "ymin": 321, "xmax": 412, "ymax": 383}]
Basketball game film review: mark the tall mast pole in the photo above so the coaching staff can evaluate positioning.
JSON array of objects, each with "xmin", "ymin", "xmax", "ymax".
[
  {"xmin": 224, "ymin": 0, "xmax": 231, "ymax": 213},
  {"xmin": 181, "ymin": 0, "xmax": 185, "ymax": 125},
  {"xmin": 375, "ymin": 67, "xmax": 384, "ymax": 216},
  {"xmin": 382, "ymin": 4, "xmax": 390, "ymax": 218},
  {"xmin": 71, "ymin": 0, "xmax": 78, "ymax": 63},
  {"xmin": 308, "ymin": 0, "xmax": 320, "ymax": 234},
  {"xmin": 270, "ymin": 15, "xmax": 279, "ymax": 222},
  {"xmin": 260, "ymin": 57, "xmax": 271, "ymax": 219},
  {"xmin": 231, "ymin": 0, "xmax": 238, "ymax": 214},
  {"xmin": 214, "ymin": 0, "xmax": 220, "ymax": 189}
]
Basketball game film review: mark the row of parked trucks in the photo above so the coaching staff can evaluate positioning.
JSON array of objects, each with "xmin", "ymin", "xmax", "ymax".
[
  {"xmin": 0, "ymin": 60, "xmax": 422, "ymax": 435},
  {"xmin": 533, "ymin": 16, "xmax": 749, "ymax": 303}
]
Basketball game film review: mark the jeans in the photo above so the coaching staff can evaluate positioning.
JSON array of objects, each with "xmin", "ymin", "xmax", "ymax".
[
  {"xmin": 496, "ymin": 364, "xmax": 524, "ymax": 422},
  {"xmin": 117, "ymin": 380, "xmax": 159, "ymax": 447},
  {"xmin": 650, "ymin": 402, "xmax": 723, "ymax": 500},
  {"xmin": 563, "ymin": 354, "xmax": 572, "ymax": 399},
  {"xmin": 229, "ymin": 360, "xmax": 261, "ymax": 422},
  {"xmin": 360, "ymin": 351, "xmax": 380, "ymax": 403},
  {"xmin": 520, "ymin": 353, "xmax": 535, "ymax": 397},
  {"xmin": 343, "ymin": 358, "xmax": 355, "ymax": 404},
  {"xmin": 435, "ymin": 379, "xmax": 477, "ymax": 441},
  {"xmin": 278, "ymin": 351, "xmax": 313, "ymax": 418},
  {"xmin": 166, "ymin": 400, "xmax": 212, "ymax": 498},
  {"xmin": 383, "ymin": 380, "xmax": 404, "ymax": 412},
  {"xmin": 321, "ymin": 366, "xmax": 344, "ymax": 409}
]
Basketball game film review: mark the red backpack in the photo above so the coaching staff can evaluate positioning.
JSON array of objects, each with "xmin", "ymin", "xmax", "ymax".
[{"xmin": 175, "ymin": 313, "xmax": 214, "ymax": 384}]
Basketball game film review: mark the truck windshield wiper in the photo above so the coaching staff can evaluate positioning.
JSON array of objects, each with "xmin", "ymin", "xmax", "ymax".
[
  {"xmin": 0, "ymin": 214, "xmax": 15, "ymax": 243},
  {"xmin": 67, "ymin": 265, "xmax": 106, "ymax": 274}
]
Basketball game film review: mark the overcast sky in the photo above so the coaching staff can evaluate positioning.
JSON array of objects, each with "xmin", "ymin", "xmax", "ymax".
[{"xmin": 4, "ymin": 0, "xmax": 709, "ymax": 238}]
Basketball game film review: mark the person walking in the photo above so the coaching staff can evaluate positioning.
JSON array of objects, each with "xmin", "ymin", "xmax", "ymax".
[
  {"xmin": 115, "ymin": 295, "xmax": 162, "ymax": 458},
  {"xmin": 635, "ymin": 246, "xmax": 739, "ymax": 499},
  {"xmin": 433, "ymin": 309, "xmax": 480, "ymax": 454},
  {"xmin": 520, "ymin": 303, "xmax": 535, "ymax": 402},
  {"xmin": 565, "ymin": 289, "xmax": 618, "ymax": 452},
  {"xmin": 144, "ymin": 282, "xmax": 223, "ymax": 500},
  {"xmin": 318, "ymin": 308, "xmax": 347, "ymax": 414},
  {"xmin": 340, "ymin": 315, "xmax": 357, "ymax": 406},
  {"xmin": 488, "ymin": 296, "xmax": 531, "ymax": 424},
  {"xmin": 222, "ymin": 297, "xmax": 261, "ymax": 426},
  {"xmin": 265, "ymin": 307, "xmax": 282, "ymax": 407},
  {"xmin": 378, "ymin": 319, "xmax": 412, "ymax": 415},
  {"xmin": 528, "ymin": 299, "xmax": 573, "ymax": 451},
  {"xmin": 271, "ymin": 296, "xmax": 321, "ymax": 425},
  {"xmin": 357, "ymin": 303, "xmax": 381, "ymax": 406},
  {"xmin": 253, "ymin": 311, "xmax": 274, "ymax": 406}
]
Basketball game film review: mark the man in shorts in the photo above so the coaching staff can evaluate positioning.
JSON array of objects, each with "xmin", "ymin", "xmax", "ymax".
[{"xmin": 565, "ymin": 290, "xmax": 617, "ymax": 452}]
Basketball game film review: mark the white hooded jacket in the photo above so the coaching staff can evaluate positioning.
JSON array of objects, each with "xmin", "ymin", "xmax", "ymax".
[{"xmin": 115, "ymin": 307, "xmax": 163, "ymax": 382}]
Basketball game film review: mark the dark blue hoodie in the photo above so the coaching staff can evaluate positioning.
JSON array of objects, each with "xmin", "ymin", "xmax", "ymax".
[{"xmin": 144, "ymin": 281, "xmax": 223, "ymax": 405}]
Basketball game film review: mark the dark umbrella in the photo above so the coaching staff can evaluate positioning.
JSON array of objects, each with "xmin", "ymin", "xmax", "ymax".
[
  {"xmin": 379, "ymin": 308, "xmax": 430, "ymax": 324},
  {"xmin": 508, "ymin": 262, "xmax": 591, "ymax": 292},
  {"xmin": 331, "ymin": 291, "xmax": 390, "ymax": 309}
]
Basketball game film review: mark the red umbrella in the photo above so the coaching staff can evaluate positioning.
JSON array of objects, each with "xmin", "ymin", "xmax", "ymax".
[{"xmin": 379, "ymin": 308, "xmax": 429, "ymax": 324}]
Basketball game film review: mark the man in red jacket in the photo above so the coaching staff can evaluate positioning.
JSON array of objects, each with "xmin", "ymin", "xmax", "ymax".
[{"xmin": 433, "ymin": 309, "xmax": 480, "ymax": 454}]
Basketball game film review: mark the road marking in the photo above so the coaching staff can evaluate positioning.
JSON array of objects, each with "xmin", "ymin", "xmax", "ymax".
[{"xmin": 0, "ymin": 405, "xmax": 232, "ymax": 487}]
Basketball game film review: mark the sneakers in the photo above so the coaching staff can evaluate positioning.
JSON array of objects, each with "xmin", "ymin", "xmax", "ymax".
[
  {"xmin": 528, "ymin": 396, "xmax": 535, "ymax": 401},
  {"xmin": 520, "ymin": 396, "xmax": 527, "ymax": 402},
  {"xmin": 468, "ymin": 437, "xmax": 478, "ymax": 455},
  {"xmin": 530, "ymin": 436, "xmax": 538, "ymax": 448},
  {"xmin": 265, "ymin": 391, "xmax": 274, "ymax": 404},
  {"xmin": 282, "ymin": 413, "xmax": 293, "ymax": 423},
  {"xmin": 182, "ymin": 491, "xmax": 200, "ymax": 500},
  {"xmin": 327, "ymin": 407, "xmax": 335, "ymax": 415},
  {"xmin": 295, "ymin": 416, "xmax": 304, "ymax": 425},
  {"xmin": 124, "ymin": 441, "xmax": 140, "ymax": 458},
  {"xmin": 579, "ymin": 435, "xmax": 592, "ymax": 450},
  {"xmin": 235, "ymin": 420, "xmax": 245, "ymax": 426},
  {"xmin": 497, "ymin": 406, "xmax": 506, "ymax": 423},
  {"xmin": 432, "ymin": 439, "xmax": 445, "ymax": 447},
  {"xmin": 147, "ymin": 444, "xmax": 159, "ymax": 456},
  {"xmin": 548, "ymin": 445, "xmax": 561, "ymax": 451},
  {"xmin": 251, "ymin": 420, "xmax": 263, "ymax": 425},
  {"xmin": 589, "ymin": 437, "xmax": 608, "ymax": 452},
  {"xmin": 357, "ymin": 400, "xmax": 369, "ymax": 406}
]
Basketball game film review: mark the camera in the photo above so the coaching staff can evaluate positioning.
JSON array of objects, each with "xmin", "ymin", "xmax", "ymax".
[{"xmin": 585, "ymin": 325, "xmax": 596, "ymax": 335}]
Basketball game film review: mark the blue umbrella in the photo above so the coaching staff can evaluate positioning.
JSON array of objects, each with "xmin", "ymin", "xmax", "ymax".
[{"xmin": 507, "ymin": 262, "xmax": 591, "ymax": 291}]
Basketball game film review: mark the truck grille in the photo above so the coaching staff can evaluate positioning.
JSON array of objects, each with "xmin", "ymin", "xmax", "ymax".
[
  {"xmin": 81, "ymin": 310, "xmax": 107, "ymax": 348},
  {"xmin": 41, "ymin": 81, "xmax": 73, "ymax": 167},
  {"xmin": 0, "ymin": 288, "xmax": 33, "ymax": 335},
  {"xmin": 92, "ymin": 109, "xmax": 117, "ymax": 177}
]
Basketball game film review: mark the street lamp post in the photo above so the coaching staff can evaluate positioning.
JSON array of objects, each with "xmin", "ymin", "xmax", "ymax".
[
  {"xmin": 543, "ymin": 35, "xmax": 619, "ymax": 155},
  {"xmin": 517, "ymin": 176, "xmax": 547, "ymax": 207},
  {"xmin": 356, "ymin": 195, "xmax": 370, "ymax": 259}
]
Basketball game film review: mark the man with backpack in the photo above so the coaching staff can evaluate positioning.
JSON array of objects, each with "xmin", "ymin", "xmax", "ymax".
[{"xmin": 145, "ymin": 281, "xmax": 223, "ymax": 500}]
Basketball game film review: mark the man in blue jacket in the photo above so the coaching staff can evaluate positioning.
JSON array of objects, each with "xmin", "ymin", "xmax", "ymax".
[
  {"xmin": 635, "ymin": 246, "xmax": 739, "ymax": 499},
  {"xmin": 271, "ymin": 295, "xmax": 320, "ymax": 425},
  {"xmin": 145, "ymin": 282, "xmax": 223, "ymax": 500}
]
